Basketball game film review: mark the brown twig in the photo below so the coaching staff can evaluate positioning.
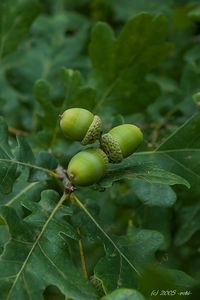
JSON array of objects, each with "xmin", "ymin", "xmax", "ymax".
[
  {"xmin": 55, "ymin": 166, "xmax": 75, "ymax": 194},
  {"xmin": 8, "ymin": 127, "xmax": 28, "ymax": 137}
]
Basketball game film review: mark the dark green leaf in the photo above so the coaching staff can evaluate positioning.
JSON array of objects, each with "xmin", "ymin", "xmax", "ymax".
[
  {"xmin": 101, "ymin": 288, "xmax": 146, "ymax": 300},
  {"xmin": 29, "ymin": 151, "xmax": 58, "ymax": 181},
  {"xmin": 0, "ymin": 0, "xmax": 41, "ymax": 59},
  {"xmin": 175, "ymin": 202, "xmax": 200, "ymax": 245},
  {"xmin": 139, "ymin": 266, "xmax": 197, "ymax": 299},
  {"xmin": 0, "ymin": 117, "xmax": 58, "ymax": 193},
  {"xmin": 132, "ymin": 180, "xmax": 177, "ymax": 207},
  {"xmin": 0, "ymin": 117, "xmax": 17, "ymax": 194},
  {"xmin": 0, "ymin": 191, "xmax": 98, "ymax": 300},
  {"xmin": 134, "ymin": 112, "xmax": 200, "ymax": 199},
  {"xmin": 98, "ymin": 161, "xmax": 190, "ymax": 189},
  {"xmin": 59, "ymin": 67, "xmax": 96, "ymax": 110},
  {"xmin": 89, "ymin": 13, "xmax": 172, "ymax": 113},
  {"xmin": 109, "ymin": 0, "xmax": 172, "ymax": 21},
  {"xmin": 95, "ymin": 228, "xmax": 164, "ymax": 292},
  {"xmin": 0, "ymin": 170, "xmax": 47, "ymax": 217}
]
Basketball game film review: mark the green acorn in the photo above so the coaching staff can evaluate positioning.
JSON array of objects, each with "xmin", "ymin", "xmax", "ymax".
[
  {"xmin": 67, "ymin": 148, "xmax": 108, "ymax": 186},
  {"xmin": 100, "ymin": 124, "xmax": 143, "ymax": 163},
  {"xmin": 60, "ymin": 108, "xmax": 102, "ymax": 145}
]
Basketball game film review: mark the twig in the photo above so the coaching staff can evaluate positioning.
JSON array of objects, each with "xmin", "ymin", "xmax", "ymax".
[
  {"xmin": 77, "ymin": 227, "xmax": 88, "ymax": 279},
  {"xmin": 55, "ymin": 166, "xmax": 75, "ymax": 194},
  {"xmin": 71, "ymin": 193, "xmax": 141, "ymax": 277},
  {"xmin": 8, "ymin": 127, "xmax": 28, "ymax": 137}
]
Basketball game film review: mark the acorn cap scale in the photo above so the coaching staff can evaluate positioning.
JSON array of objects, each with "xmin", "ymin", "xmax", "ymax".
[
  {"xmin": 100, "ymin": 134, "xmax": 123, "ymax": 163},
  {"xmin": 81, "ymin": 115, "xmax": 102, "ymax": 145}
]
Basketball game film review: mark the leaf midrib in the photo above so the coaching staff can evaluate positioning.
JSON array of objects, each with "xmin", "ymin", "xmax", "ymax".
[
  {"xmin": 6, "ymin": 193, "xmax": 68, "ymax": 300},
  {"xmin": 6, "ymin": 182, "xmax": 40, "ymax": 207},
  {"xmin": 72, "ymin": 193, "xmax": 141, "ymax": 277},
  {"xmin": 0, "ymin": 158, "xmax": 57, "ymax": 178},
  {"xmin": 109, "ymin": 148, "xmax": 200, "ymax": 183},
  {"xmin": 133, "ymin": 149, "xmax": 200, "ymax": 180}
]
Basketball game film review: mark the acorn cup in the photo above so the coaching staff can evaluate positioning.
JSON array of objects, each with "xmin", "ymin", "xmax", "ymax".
[
  {"xmin": 60, "ymin": 108, "xmax": 102, "ymax": 145},
  {"xmin": 67, "ymin": 148, "xmax": 108, "ymax": 186},
  {"xmin": 100, "ymin": 124, "xmax": 143, "ymax": 163}
]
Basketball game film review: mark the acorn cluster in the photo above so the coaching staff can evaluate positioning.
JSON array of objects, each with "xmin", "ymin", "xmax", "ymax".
[{"xmin": 60, "ymin": 108, "xmax": 143, "ymax": 186}]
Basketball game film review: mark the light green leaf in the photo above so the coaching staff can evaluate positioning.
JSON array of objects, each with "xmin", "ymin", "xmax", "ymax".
[{"xmin": 188, "ymin": 4, "xmax": 200, "ymax": 18}]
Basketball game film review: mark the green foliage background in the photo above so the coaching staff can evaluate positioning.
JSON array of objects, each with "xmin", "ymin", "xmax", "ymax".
[{"xmin": 0, "ymin": 0, "xmax": 200, "ymax": 299}]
